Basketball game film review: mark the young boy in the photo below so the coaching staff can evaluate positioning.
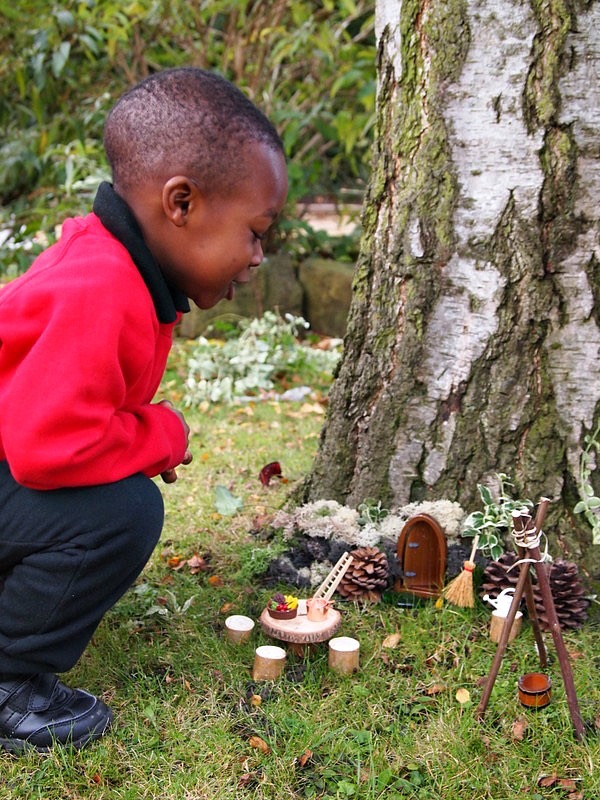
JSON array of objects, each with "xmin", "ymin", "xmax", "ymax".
[{"xmin": 0, "ymin": 67, "xmax": 288, "ymax": 752}]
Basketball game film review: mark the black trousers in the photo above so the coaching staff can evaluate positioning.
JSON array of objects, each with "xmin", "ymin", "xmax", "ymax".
[{"xmin": 0, "ymin": 462, "xmax": 164, "ymax": 675}]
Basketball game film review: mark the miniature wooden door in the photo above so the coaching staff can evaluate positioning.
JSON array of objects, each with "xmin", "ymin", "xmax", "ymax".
[{"xmin": 396, "ymin": 514, "xmax": 447, "ymax": 598}]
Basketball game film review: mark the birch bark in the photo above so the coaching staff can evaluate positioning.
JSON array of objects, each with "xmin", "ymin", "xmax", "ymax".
[{"xmin": 304, "ymin": 0, "xmax": 600, "ymax": 574}]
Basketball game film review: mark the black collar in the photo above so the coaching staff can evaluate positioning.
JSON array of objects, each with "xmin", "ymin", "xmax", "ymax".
[{"xmin": 92, "ymin": 181, "xmax": 189, "ymax": 323}]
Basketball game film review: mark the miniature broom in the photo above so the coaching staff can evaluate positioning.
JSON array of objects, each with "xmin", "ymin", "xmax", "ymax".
[{"xmin": 442, "ymin": 535, "xmax": 479, "ymax": 608}]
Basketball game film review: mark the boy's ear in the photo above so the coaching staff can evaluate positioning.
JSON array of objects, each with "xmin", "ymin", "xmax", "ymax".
[{"xmin": 161, "ymin": 176, "xmax": 202, "ymax": 227}]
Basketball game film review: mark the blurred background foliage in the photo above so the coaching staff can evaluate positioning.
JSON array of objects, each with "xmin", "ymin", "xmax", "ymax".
[{"xmin": 0, "ymin": 0, "xmax": 376, "ymax": 276}]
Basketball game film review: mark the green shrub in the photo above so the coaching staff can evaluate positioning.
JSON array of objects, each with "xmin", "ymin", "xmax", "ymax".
[
  {"xmin": 0, "ymin": 0, "xmax": 375, "ymax": 276},
  {"xmin": 184, "ymin": 311, "xmax": 341, "ymax": 405}
]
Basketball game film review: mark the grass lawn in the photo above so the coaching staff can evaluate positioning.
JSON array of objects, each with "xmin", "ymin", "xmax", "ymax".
[{"xmin": 1, "ymin": 340, "xmax": 598, "ymax": 799}]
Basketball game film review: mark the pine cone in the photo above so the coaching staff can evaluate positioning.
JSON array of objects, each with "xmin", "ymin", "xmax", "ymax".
[
  {"xmin": 480, "ymin": 554, "xmax": 589, "ymax": 630},
  {"xmin": 480, "ymin": 552, "xmax": 521, "ymax": 601},
  {"xmin": 532, "ymin": 560, "xmax": 589, "ymax": 631},
  {"xmin": 337, "ymin": 546, "xmax": 389, "ymax": 602}
]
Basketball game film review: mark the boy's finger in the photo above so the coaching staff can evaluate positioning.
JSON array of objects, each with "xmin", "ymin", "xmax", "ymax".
[{"xmin": 160, "ymin": 468, "xmax": 178, "ymax": 483}]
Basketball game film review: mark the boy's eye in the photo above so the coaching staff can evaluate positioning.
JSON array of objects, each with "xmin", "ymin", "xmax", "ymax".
[{"xmin": 253, "ymin": 231, "xmax": 267, "ymax": 241}]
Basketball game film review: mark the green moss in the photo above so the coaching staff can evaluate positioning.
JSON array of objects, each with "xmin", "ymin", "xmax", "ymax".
[{"xmin": 524, "ymin": 0, "xmax": 574, "ymax": 130}]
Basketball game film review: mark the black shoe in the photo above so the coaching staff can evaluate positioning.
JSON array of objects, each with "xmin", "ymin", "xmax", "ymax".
[{"xmin": 0, "ymin": 673, "xmax": 113, "ymax": 753}]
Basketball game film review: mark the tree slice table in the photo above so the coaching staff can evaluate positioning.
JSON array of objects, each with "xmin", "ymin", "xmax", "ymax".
[{"xmin": 259, "ymin": 604, "xmax": 342, "ymax": 655}]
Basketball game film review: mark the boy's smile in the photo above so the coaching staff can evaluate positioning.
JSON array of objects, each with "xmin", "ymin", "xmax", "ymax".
[{"xmin": 132, "ymin": 142, "xmax": 288, "ymax": 310}]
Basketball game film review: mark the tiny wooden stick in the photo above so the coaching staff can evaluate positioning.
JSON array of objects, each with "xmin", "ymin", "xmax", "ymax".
[
  {"xmin": 312, "ymin": 552, "xmax": 354, "ymax": 600},
  {"xmin": 467, "ymin": 534, "xmax": 479, "ymax": 563}
]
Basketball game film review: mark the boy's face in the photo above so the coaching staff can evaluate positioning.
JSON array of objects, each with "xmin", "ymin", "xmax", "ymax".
[{"xmin": 143, "ymin": 142, "xmax": 288, "ymax": 310}]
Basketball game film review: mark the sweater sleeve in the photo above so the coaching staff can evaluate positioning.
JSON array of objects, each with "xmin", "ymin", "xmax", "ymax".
[{"xmin": 0, "ymin": 235, "xmax": 188, "ymax": 489}]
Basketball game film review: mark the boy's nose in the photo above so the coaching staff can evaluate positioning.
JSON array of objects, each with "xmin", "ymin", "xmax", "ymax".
[{"xmin": 250, "ymin": 243, "xmax": 264, "ymax": 267}]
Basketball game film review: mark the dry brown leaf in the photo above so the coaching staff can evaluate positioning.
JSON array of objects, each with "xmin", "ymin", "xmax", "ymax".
[
  {"xmin": 455, "ymin": 688, "xmax": 470, "ymax": 704},
  {"xmin": 296, "ymin": 749, "xmax": 313, "ymax": 768},
  {"xmin": 566, "ymin": 647, "xmax": 585, "ymax": 660},
  {"xmin": 250, "ymin": 694, "xmax": 262, "ymax": 707},
  {"xmin": 249, "ymin": 735, "xmax": 270, "ymax": 754},
  {"xmin": 220, "ymin": 601, "xmax": 236, "ymax": 614},
  {"xmin": 208, "ymin": 575, "xmax": 224, "ymax": 587},
  {"xmin": 538, "ymin": 774, "xmax": 558, "ymax": 788},
  {"xmin": 427, "ymin": 683, "xmax": 446, "ymax": 696},
  {"xmin": 187, "ymin": 553, "xmax": 209, "ymax": 574},
  {"xmin": 511, "ymin": 717, "xmax": 528, "ymax": 741},
  {"xmin": 382, "ymin": 632, "xmax": 402, "ymax": 649},
  {"xmin": 425, "ymin": 647, "xmax": 444, "ymax": 667},
  {"xmin": 558, "ymin": 779, "xmax": 578, "ymax": 790},
  {"xmin": 238, "ymin": 772, "xmax": 257, "ymax": 788}
]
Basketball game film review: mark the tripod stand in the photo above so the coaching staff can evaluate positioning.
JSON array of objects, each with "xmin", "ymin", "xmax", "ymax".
[{"xmin": 476, "ymin": 498, "xmax": 585, "ymax": 741}]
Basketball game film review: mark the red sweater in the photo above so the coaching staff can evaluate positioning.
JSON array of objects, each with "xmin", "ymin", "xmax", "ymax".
[{"xmin": 0, "ymin": 213, "xmax": 188, "ymax": 489}]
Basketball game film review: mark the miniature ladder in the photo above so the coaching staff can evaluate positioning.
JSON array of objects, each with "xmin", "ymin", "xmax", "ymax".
[
  {"xmin": 476, "ymin": 498, "xmax": 585, "ymax": 740},
  {"xmin": 312, "ymin": 552, "xmax": 354, "ymax": 601}
]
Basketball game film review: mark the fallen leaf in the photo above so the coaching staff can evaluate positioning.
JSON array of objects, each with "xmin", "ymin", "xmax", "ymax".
[
  {"xmin": 250, "ymin": 694, "xmax": 262, "ymax": 707},
  {"xmin": 382, "ymin": 632, "xmax": 402, "ymax": 649},
  {"xmin": 249, "ymin": 735, "xmax": 270, "ymax": 754},
  {"xmin": 186, "ymin": 553, "xmax": 209, "ymax": 574},
  {"xmin": 238, "ymin": 772, "xmax": 258, "ymax": 788},
  {"xmin": 511, "ymin": 717, "xmax": 528, "ymax": 741},
  {"xmin": 425, "ymin": 646, "xmax": 444, "ymax": 667},
  {"xmin": 90, "ymin": 773, "xmax": 102, "ymax": 785},
  {"xmin": 558, "ymin": 779, "xmax": 577, "ymax": 790},
  {"xmin": 208, "ymin": 575, "xmax": 224, "ymax": 587},
  {"xmin": 455, "ymin": 688, "xmax": 470, "ymax": 705},
  {"xmin": 259, "ymin": 461, "xmax": 283, "ymax": 486},
  {"xmin": 296, "ymin": 749, "xmax": 313, "ymax": 768},
  {"xmin": 427, "ymin": 683, "xmax": 446, "ymax": 696},
  {"xmin": 214, "ymin": 485, "xmax": 243, "ymax": 515},
  {"xmin": 252, "ymin": 513, "xmax": 272, "ymax": 530},
  {"xmin": 167, "ymin": 555, "xmax": 183, "ymax": 568},
  {"xmin": 566, "ymin": 647, "xmax": 584, "ymax": 659},
  {"xmin": 300, "ymin": 402, "xmax": 325, "ymax": 415},
  {"xmin": 220, "ymin": 602, "xmax": 236, "ymax": 614},
  {"xmin": 538, "ymin": 774, "xmax": 558, "ymax": 788}
]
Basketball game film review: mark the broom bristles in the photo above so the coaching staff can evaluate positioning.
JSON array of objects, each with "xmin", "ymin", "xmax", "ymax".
[{"xmin": 443, "ymin": 560, "xmax": 476, "ymax": 608}]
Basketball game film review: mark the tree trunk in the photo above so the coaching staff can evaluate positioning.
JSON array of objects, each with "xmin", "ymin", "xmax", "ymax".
[{"xmin": 304, "ymin": 0, "xmax": 600, "ymax": 578}]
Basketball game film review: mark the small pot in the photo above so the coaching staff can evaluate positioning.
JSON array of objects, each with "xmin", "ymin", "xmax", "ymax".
[
  {"xmin": 518, "ymin": 672, "xmax": 552, "ymax": 708},
  {"xmin": 267, "ymin": 607, "xmax": 297, "ymax": 620},
  {"xmin": 306, "ymin": 597, "xmax": 332, "ymax": 622}
]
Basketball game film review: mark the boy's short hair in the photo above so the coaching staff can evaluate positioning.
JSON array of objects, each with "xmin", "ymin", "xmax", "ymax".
[{"xmin": 104, "ymin": 67, "xmax": 283, "ymax": 196}]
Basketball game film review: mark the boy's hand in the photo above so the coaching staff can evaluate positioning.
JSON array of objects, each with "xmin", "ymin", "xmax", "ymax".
[{"xmin": 158, "ymin": 400, "xmax": 192, "ymax": 483}]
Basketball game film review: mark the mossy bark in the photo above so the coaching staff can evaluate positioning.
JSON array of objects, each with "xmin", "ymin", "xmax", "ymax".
[{"xmin": 303, "ymin": 0, "xmax": 600, "ymax": 579}]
